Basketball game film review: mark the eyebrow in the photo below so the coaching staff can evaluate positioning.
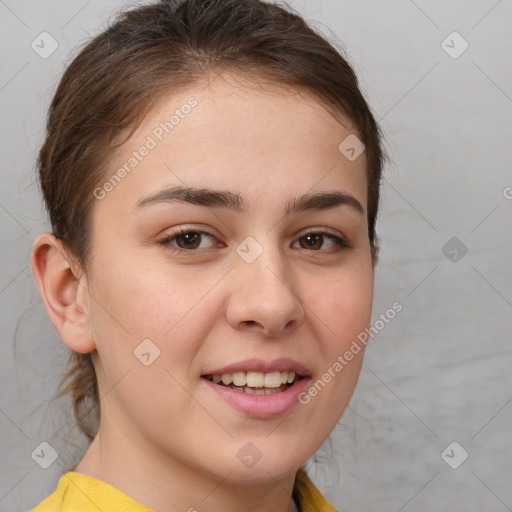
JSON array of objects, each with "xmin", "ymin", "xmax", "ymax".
[{"xmin": 134, "ymin": 186, "xmax": 364, "ymax": 216}]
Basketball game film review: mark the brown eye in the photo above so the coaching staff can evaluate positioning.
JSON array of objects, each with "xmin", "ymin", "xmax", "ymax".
[
  {"xmin": 175, "ymin": 232, "xmax": 202, "ymax": 249},
  {"xmin": 158, "ymin": 229, "xmax": 218, "ymax": 253},
  {"xmin": 292, "ymin": 231, "xmax": 349, "ymax": 252},
  {"xmin": 299, "ymin": 233, "xmax": 323, "ymax": 250}
]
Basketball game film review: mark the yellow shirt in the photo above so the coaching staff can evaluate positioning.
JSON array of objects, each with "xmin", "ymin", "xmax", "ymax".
[{"xmin": 30, "ymin": 468, "xmax": 338, "ymax": 511}]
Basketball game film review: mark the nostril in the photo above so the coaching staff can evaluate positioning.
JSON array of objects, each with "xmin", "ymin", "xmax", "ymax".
[{"xmin": 284, "ymin": 319, "xmax": 298, "ymax": 330}]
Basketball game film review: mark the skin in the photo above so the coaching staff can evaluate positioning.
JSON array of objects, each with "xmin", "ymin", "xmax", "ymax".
[{"xmin": 31, "ymin": 72, "xmax": 374, "ymax": 512}]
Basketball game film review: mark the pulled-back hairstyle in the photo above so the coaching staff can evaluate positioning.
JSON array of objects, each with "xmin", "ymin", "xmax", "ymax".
[{"xmin": 38, "ymin": 0, "xmax": 385, "ymax": 441}]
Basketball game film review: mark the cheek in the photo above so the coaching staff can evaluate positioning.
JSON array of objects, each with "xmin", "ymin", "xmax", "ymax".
[
  {"xmin": 307, "ymin": 259, "xmax": 374, "ymax": 353},
  {"xmin": 291, "ymin": 265, "xmax": 372, "ymax": 456},
  {"xmin": 299, "ymin": 255, "xmax": 373, "ymax": 402},
  {"xmin": 87, "ymin": 252, "xmax": 226, "ymax": 375},
  {"xmin": 86, "ymin": 259, "xmax": 213, "ymax": 429},
  {"xmin": 89, "ymin": 249, "xmax": 188, "ymax": 334}
]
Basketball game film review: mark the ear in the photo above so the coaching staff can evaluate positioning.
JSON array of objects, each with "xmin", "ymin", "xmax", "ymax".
[{"xmin": 31, "ymin": 233, "xmax": 96, "ymax": 354}]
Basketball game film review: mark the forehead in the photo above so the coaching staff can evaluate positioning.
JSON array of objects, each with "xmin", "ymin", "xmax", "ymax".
[{"xmin": 95, "ymin": 72, "xmax": 368, "ymax": 213}]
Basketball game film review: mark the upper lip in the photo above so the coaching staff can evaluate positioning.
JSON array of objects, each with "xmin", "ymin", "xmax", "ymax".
[{"xmin": 202, "ymin": 358, "xmax": 311, "ymax": 377}]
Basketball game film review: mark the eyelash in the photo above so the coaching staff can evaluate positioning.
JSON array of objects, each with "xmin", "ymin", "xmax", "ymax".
[{"xmin": 157, "ymin": 227, "xmax": 350, "ymax": 255}]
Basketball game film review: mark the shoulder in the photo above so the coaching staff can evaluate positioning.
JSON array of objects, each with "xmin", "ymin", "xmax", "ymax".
[
  {"xmin": 30, "ymin": 472, "xmax": 152, "ymax": 512},
  {"xmin": 293, "ymin": 468, "xmax": 339, "ymax": 512},
  {"xmin": 31, "ymin": 468, "xmax": 338, "ymax": 512}
]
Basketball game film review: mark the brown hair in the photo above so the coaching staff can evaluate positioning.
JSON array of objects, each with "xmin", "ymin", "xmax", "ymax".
[{"xmin": 38, "ymin": 0, "xmax": 385, "ymax": 441}]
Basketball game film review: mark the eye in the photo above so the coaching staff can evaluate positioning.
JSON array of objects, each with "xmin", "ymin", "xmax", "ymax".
[
  {"xmin": 157, "ymin": 227, "xmax": 349, "ymax": 255},
  {"xmin": 158, "ymin": 228, "xmax": 220, "ymax": 253},
  {"xmin": 292, "ymin": 231, "xmax": 349, "ymax": 252}
]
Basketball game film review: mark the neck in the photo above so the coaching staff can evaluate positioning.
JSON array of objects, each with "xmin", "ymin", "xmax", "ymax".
[{"xmin": 74, "ymin": 426, "xmax": 299, "ymax": 512}]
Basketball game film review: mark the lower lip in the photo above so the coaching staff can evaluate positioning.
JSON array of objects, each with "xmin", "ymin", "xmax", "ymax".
[{"xmin": 201, "ymin": 377, "xmax": 312, "ymax": 419}]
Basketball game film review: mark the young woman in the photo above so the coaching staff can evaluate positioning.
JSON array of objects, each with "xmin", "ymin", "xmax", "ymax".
[{"xmin": 29, "ymin": 0, "xmax": 384, "ymax": 510}]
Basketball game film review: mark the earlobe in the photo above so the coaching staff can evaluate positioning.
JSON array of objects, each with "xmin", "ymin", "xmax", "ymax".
[{"xmin": 31, "ymin": 233, "xmax": 96, "ymax": 354}]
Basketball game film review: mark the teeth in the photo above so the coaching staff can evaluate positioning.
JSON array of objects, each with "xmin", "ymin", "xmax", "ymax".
[
  {"xmin": 231, "ymin": 384, "xmax": 286, "ymax": 394},
  {"xmin": 264, "ymin": 371, "xmax": 282, "ymax": 388},
  {"xmin": 232, "ymin": 372, "xmax": 246, "ymax": 387},
  {"xmin": 244, "ymin": 387, "xmax": 266, "ymax": 395},
  {"xmin": 246, "ymin": 371, "xmax": 264, "ymax": 387},
  {"xmin": 210, "ymin": 371, "xmax": 298, "ymax": 388}
]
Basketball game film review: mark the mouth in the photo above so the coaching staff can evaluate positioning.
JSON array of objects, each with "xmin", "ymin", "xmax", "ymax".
[
  {"xmin": 201, "ymin": 361, "xmax": 312, "ymax": 418},
  {"xmin": 202, "ymin": 371, "xmax": 304, "ymax": 395}
]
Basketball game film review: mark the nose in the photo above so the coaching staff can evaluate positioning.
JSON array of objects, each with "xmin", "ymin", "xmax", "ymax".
[{"xmin": 225, "ymin": 243, "xmax": 305, "ymax": 338}]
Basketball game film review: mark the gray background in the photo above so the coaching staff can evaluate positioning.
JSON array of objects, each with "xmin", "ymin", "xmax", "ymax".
[{"xmin": 1, "ymin": 0, "xmax": 511, "ymax": 511}]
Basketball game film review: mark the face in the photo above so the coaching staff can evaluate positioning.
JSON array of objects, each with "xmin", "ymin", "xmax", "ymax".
[{"xmin": 85, "ymin": 73, "xmax": 373, "ymax": 485}]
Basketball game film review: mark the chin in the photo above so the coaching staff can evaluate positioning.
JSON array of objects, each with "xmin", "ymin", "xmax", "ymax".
[{"xmin": 213, "ymin": 437, "xmax": 310, "ymax": 485}]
